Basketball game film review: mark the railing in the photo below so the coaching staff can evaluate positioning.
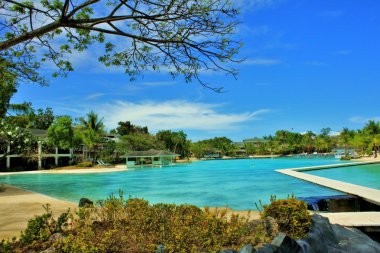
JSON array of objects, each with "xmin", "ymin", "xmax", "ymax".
[{"xmin": 1, "ymin": 144, "xmax": 72, "ymax": 169}]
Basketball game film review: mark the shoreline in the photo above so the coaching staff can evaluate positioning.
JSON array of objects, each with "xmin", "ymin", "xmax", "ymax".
[
  {"xmin": 0, "ymin": 184, "xmax": 260, "ymax": 240},
  {"xmin": 0, "ymin": 184, "xmax": 78, "ymax": 240},
  {"xmin": 0, "ymin": 165, "xmax": 128, "ymax": 176},
  {"xmin": 1, "ymin": 157, "xmax": 379, "ymax": 239}
]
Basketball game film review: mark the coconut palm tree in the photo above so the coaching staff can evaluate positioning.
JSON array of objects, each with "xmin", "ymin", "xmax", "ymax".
[
  {"xmin": 79, "ymin": 111, "xmax": 105, "ymax": 158},
  {"xmin": 339, "ymin": 127, "xmax": 352, "ymax": 156},
  {"xmin": 363, "ymin": 120, "xmax": 380, "ymax": 158}
]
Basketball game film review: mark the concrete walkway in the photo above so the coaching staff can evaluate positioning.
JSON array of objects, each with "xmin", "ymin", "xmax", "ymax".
[
  {"xmin": 277, "ymin": 161, "xmax": 380, "ymax": 205},
  {"xmin": 277, "ymin": 161, "xmax": 380, "ymax": 227},
  {"xmin": 318, "ymin": 212, "xmax": 380, "ymax": 227}
]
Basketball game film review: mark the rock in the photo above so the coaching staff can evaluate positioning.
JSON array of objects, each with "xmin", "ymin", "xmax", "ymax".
[
  {"xmin": 262, "ymin": 217, "xmax": 279, "ymax": 238},
  {"xmin": 256, "ymin": 244, "xmax": 278, "ymax": 253},
  {"xmin": 49, "ymin": 232, "xmax": 64, "ymax": 242},
  {"xmin": 271, "ymin": 232, "xmax": 302, "ymax": 253},
  {"xmin": 297, "ymin": 214, "xmax": 380, "ymax": 253},
  {"xmin": 248, "ymin": 217, "xmax": 279, "ymax": 243},
  {"xmin": 298, "ymin": 214, "xmax": 340, "ymax": 253},
  {"xmin": 79, "ymin": 197, "xmax": 94, "ymax": 207},
  {"xmin": 40, "ymin": 247, "xmax": 56, "ymax": 253},
  {"xmin": 240, "ymin": 244, "xmax": 256, "ymax": 253},
  {"xmin": 330, "ymin": 224, "xmax": 380, "ymax": 253}
]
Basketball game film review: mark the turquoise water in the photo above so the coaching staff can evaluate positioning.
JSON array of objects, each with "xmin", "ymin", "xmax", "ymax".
[
  {"xmin": 307, "ymin": 163, "xmax": 380, "ymax": 190},
  {"xmin": 0, "ymin": 158, "xmax": 345, "ymax": 210}
]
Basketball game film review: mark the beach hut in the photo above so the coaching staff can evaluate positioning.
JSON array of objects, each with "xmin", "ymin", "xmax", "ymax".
[{"xmin": 125, "ymin": 149, "xmax": 178, "ymax": 168}]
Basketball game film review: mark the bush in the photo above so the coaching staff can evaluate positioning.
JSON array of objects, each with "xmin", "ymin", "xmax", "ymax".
[
  {"xmin": 260, "ymin": 195, "xmax": 311, "ymax": 239},
  {"xmin": 340, "ymin": 156, "xmax": 352, "ymax": 160},
  {"xmin": 20, "ymin": 204, "xmax": 71, "ymax": 245},
  {"xmin": 76, "ymin": 162, "xmax": 94, "ymax": 167},
  {"xmin": 7, "ymin": 195, "xmax": 279, "ymax": 253},
  {"xmin": 59, "ymin": 196, "xmax": 266, "ymax": 253}
]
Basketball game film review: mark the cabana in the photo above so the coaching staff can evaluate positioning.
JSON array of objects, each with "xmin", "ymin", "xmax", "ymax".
[{"xmin": 125, "ymin": 149, "xmax": 178, "ymax": 168}]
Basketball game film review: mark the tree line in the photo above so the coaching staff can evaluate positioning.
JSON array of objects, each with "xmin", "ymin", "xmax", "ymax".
[{"xmin": 1, "ymin": 104, "xmax": 380, "ymax": 167}]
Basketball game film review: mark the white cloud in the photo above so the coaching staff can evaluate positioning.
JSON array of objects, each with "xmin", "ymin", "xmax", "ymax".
[
  {"xmin": 143, "ymin": 81, "xmax": 177, "ymax": 87},
  {"xmin": 92, "ymin": 100, "xmax": 271, "ymax": 132},
  {"xmin": 85, "ymin": 93, "xmax": 105, "ymax": 100},
  {"xmin": 243, "ymin": 58, "xmax": 282, "ymax": 65},
  {"xmin": 349, "ymin": 116, "xmax": 380, "ymax": 123},
  {"xmin": 329, "ymin": 131, "xmax": 341, "ymax": 137},
  {"xmin": 235, "ymin": 0, "xmax": 282, "ymax": 11},
  {"xmin": 305, "ymin": 61, "xmax": 327, "ymax": 66}
]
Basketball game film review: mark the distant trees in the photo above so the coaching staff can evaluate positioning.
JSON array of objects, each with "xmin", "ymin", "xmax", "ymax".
[
  {"xmin": 116, "ymin": 134, "xmax": 163, "ymax": 152},
  {"xmin": 78, "ymin": 111, "xmax": 105, "ymax": 157},
  {"xmin": 115, "ymin": 121, "xmax": 148, "ymax": 135},
  {"xmin": 191, "ymin": 137, "xmax": 235, "ymax": 158},
  {"xmin": 339, "ymin": 128, "xmax": 353, "ymax": 156},
  {"xmin": 47, "ymin": 116, "xmax": 74, "ymax": 150},
  {"xmin": 363, "ymin": 120, "xmax": 380, "ymax": 158},
  {"xmin": 157, "ymin": 130, "xmax": 190, "ymax": 157},
  {"xmin": 4, "ymin": 105, "xmax": 54, "ymax": 129}
]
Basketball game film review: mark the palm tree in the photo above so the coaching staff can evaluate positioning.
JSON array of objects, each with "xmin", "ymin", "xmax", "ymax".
[
  {"xmin": 79, "ymin": 111, "xmax": 105, "ymax": 158},
  {"xmin": 1, "ymin": 102, "xmax": 32, "ymax": 119},
  {"xmin": 339, "ymin": 127, "xmax": 352, "ymax": 156},
  {"xmin": 363, "ymin": 120, "xmax": 380, "ymax": 158}
]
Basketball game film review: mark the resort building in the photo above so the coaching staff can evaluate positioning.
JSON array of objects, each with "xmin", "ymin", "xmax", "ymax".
[{"xmin": 125, "ymin": 149, "xmax": 178, "ymax": 168}]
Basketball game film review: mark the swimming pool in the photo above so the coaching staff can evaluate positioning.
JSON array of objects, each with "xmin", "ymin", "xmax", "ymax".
[
  {"xmin": 0, "ymin": 158, "xmax": 345, "ymax": 210},
  {"xmin": 306, "ymin": 163, "xmax": 380, "ymax": 190}
]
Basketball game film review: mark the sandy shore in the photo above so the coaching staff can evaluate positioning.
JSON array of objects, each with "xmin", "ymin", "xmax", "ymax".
[
  {"xmin": 353, "ymin": 156, "xmax": 380, "ymax": 162},
  {"xmin": 4, "ymin": 157, "xmax": 377, "ymax": 240},
  {"xmin": 0, "ymin": 165, "xmax": 127, "ymax": 176},
  {"xmin": 0, "ymin": 184, "xmax": 77, "ymax": 240},
  {"xmin": 0, "ymin": 184, "xmax": 260, "ymax": 240}
]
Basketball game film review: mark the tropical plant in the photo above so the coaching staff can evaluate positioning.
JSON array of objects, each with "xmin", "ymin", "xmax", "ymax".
[
  {"xmin": 339, "ymin": 128, "xmax": 353, "ymax": 156},
  {"xmin": 260, "ymin": 195, "xmax": 311, "ymax": 239},
  {"xmin": 78, "ymin": 111, "xmax": 105, "ymax": 158},
  {"xmin": 48, "ymin": 116, "xmax": 75, "ymax": 150},
  {"xmin": 363, "ymin": 120, "xmax": 380, "ymax": 158},
  {"xmin": 0, "ymin": 121, "xmax": 36, "ymax": 159},
  {"xmin": 116, "ymin": 121, "xmax": 149, "ymax": 135}
]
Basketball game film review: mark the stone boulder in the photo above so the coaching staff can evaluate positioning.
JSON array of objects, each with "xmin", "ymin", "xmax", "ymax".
[
  {"xmin": 78, "ymin": 197, "xmax": 94, "ymax": 207},
  {"xmin": 240, "ymin": 244, "xmax": 256, "ymax": 253},
  {"xmin": 271, "ymin": 232, "xmax": 302, "ymax": 253},
  {"xmin": 330, "ymin": 223, "xmax": 380, "ymax": 253},
  {"xmin": 40, "ymin": 247, "xmax": 56, "ymax": 253},
  {"xmin": 297, "ymin": 214, "xmax": 380, "ymax": 253},
  {"xmin": 49, "ymin": 232, "xmax": 64, "ymax": 243}
]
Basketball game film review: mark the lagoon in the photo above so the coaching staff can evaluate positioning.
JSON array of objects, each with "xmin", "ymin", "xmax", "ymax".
[{"xmin": 0, "ymin": 158, "xmax": 345, "ymax": 210}]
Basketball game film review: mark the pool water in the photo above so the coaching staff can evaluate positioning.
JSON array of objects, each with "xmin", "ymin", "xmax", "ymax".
[
  {"xmin": 0, "ymin": 158, "xmax": 345, "ymax": 210},
  {"xmin": 307, "ymin": 163, "xmax": 380, "ymax": 190}
]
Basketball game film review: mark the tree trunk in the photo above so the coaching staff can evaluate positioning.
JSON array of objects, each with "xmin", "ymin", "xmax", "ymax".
[{"xmin": 374, "ymin": 145, "xmax": 378, "ymax": 158}]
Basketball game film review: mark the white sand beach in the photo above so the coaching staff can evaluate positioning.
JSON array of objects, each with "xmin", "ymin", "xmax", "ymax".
[{"xmin": 0, "ymin": 184, "xmax": 77, "ymax": 240}]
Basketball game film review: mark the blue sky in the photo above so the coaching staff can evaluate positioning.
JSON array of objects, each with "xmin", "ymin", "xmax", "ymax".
[{"xmin": 11, "ymin": 0, "xmax": 380, "ymax": 141}]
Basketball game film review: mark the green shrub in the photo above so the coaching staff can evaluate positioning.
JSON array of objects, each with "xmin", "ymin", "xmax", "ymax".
[
  {"xmin": 340, "ymin": 156, "xmax": 352, "ymax": 160},
  {"xmin": 58, "ymin": 196, "xmax": 265, "ymax": 253},
  {"xmin": 20, "ymin": 204, "xmax": 71, "ymax": 245},
  {"xmin": 260, "ymin": 195, "xmax": 311, "ymax": 239},
  {"xmin": 8, "ymin": 195, "xmax": 280, "ymax": 253},
  {"xmin": 0, "ymin": 239, "xmax": 14, "ymax": 253},
  {"xmin": 77, "ymin": 162, "xmax": 94, "ymax": 167}
]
